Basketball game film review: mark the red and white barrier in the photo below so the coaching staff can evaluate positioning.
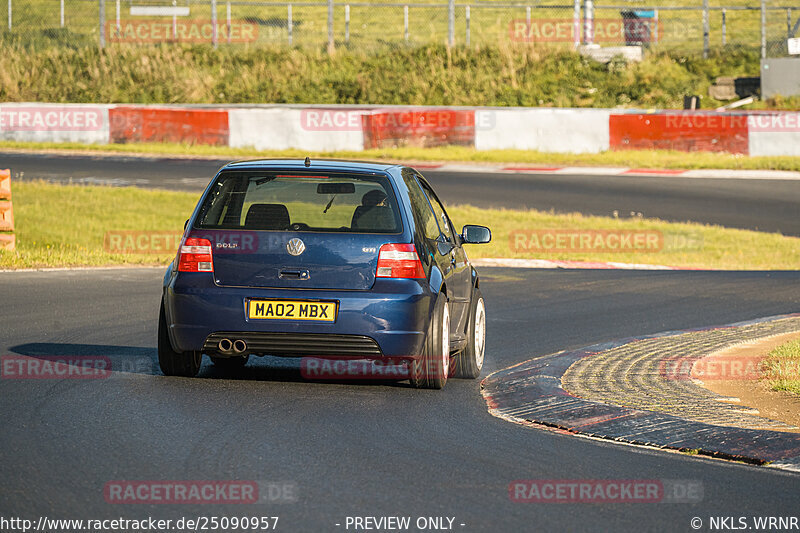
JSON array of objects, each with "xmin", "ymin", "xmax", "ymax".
[
  {"xmin": 0, "ymin": 103, "xmax": 111, "ymax": 144},
  {"xmin": 609, "ymin": 112, "xmax": 749, "ymax": 153},
  {"xmin": 2, "ymin": 103, "xmax": 799, "ymax": 157},
  {"xmin": 475, "ymin": 108, "xmax": 611, "ymax": 153}
]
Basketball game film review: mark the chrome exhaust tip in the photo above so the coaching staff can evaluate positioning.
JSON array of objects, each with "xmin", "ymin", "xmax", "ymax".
[
  {"xmin": 218, "ymin": 338, "xmax": 233, "ymax": 353},
  {"xmin": 233, "ymin": 339, "xmax": 247, "ymax": 354}
]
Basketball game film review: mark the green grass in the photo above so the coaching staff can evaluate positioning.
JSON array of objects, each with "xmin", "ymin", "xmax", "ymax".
[
  {"xmin": 2, "ymin": 44, "xmax": 797, "ymax": 110},
  {"xmin": 4, "ymin": 140, "xmax": 800, "ymax": 172},
  {"xmin": 762, "ymin": 338, "xmax": 800, "ymax": 396},
  {"xmin": 2, "ymin": 180, "xmax": 799, "ymax": 270}
]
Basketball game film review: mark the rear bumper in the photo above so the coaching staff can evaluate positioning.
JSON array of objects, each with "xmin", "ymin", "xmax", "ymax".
[{"xmin": 165, "ymin": 273, "xmax": 431, "ymax": 358}]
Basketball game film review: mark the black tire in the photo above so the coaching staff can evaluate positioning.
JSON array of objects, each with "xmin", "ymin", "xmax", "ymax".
[
  {"xmin": 158, "ymin": 302, "xmax": 202, "ymax": 377},
  {"xmin": 210, "ymin": 355, "xmax": 249, "ymax": 371},
  {"xmin": 409, "ymin": 292, "xmax": 450, "ymax": 389},
  {"xmin": 454, "ymin": 287, "xmax": 485, "ymax": 379}
]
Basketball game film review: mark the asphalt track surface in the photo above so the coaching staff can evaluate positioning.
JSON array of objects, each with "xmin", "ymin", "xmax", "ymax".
[
  {"xmin": 1, "ymin": 268, "xmax": 800, "ymax": 531},
  {"xmin": 3, "ymin": 151, "xmax": 799, "ymax": 236},
  {"xmin": 1, "ymin": 152, "xmax": 800, "ymax": 530}
]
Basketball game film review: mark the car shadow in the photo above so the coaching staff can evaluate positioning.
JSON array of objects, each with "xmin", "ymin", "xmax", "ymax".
[{"xmin": 7, "ymin": 342, "xmax": 412, "ymax": 388}]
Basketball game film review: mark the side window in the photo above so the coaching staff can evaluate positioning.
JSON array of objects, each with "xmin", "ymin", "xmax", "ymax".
[
  {"xmin": 402, "ymin": 171, "xmax": 440, "ymax": 240},
  {"xmin": 418, "ymin": 179, "xmax": 454, "ymax": 241}
]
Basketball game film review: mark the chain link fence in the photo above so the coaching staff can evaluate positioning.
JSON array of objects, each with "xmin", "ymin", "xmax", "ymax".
[{"xmin": 1, "ymin": 0, "xmax": 798, "ymax": 56}]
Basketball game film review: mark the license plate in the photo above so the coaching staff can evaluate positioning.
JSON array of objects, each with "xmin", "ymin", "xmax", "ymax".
[{"xmin": 248, "ymin": 299, "xmax": 337, "ymax": 322}]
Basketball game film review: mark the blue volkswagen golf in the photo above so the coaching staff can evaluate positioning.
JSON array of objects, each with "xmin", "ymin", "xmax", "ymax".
[{"xmin": 159, "ymin": 159, "xmax": 491, "ymax": 389}]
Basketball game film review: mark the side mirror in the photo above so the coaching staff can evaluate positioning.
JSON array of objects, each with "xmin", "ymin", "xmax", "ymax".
[{"xmin": 461, "ymin": 225, "xmax": 491, "ymax": 244}]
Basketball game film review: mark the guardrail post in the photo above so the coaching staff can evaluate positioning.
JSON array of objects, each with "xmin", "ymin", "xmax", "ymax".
[
  {"xmin": 573, "ymin": 0, "xmax": 580, "ymax": 49},
  {"xmin": 465, "ymin": 5, "xmax": 470, "ymax": 46},
  {"xmin": 761, "ymin": 0, "xmax": 767, "ymax": 58},
  {"xmin": 583, "ymin": 0, "xmax": 593, "ymax": 45},
  {"xmin": 702, "ymin": 0, "xmax": 709, "ymax": 58},
  {"xmin": 448, "ymin": 0, "xmax": 454, "ymax": 46},
  {"xmin": 211, "ymin": 0, "xmax": 218, "ymax": 48},
  {"xmin": 327, "ymin": 0, "xmax": 334, "ymax": 53},
  {"xmin": 404, "ymin": 5, "xmax": 408, "ymax": 42},
  {"xmin": 722, "ymin": 8, "xmax": 726, "ymax": 45},
  {"xmin": 0, "ymin": 169, "xmax": 14, "ymax": 252},
  {"xmin": 99, "ymin": 0, "xmax": 105, "ymax": 47},
  {"xmin": 654, "ymin": 8, "xmax": 659, "ymax": 44}
]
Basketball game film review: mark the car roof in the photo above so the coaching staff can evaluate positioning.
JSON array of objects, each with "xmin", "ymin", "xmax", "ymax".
[{"xmin": 224, "ymin": 158, "xmax": 400, "ymax": 173}]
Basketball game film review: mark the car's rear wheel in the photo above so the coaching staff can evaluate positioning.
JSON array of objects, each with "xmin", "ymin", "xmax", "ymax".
[
  {"xmin": 454, "ymin": 288, "xmax": 485, "ymax": 379},
  {"xmin": 210, "ymin": 355, "xmax": 249, "ymax": 370},
  {"xmin": 158, "ymin": 302, "xmax": 202, "ymax": 377},
  {"xmin": 409, "ymin": 292, "xmax": 449, "ymax": 389}
]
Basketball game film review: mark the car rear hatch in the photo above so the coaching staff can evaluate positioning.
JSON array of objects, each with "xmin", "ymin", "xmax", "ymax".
[{"xmin": 189, "ymin": 169, "xmax": 405, "ymax": 290}]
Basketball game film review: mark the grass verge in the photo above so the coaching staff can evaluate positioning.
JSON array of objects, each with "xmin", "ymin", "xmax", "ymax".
[
  {"xmin": 763, "ymin": 339, "xmax": 800, "ymax": 395},
  {"xmin": 3, "ymin": 141, "xmax": 800, "ymax": 172},
  {"xmin": 1, "ymin": 181, "xmax": 799, "ymax": 270}
]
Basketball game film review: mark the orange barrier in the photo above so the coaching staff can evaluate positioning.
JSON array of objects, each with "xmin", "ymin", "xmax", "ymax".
[{"xmin": 0, "ymin": 169, "xmax": 14, "ymax": 251}]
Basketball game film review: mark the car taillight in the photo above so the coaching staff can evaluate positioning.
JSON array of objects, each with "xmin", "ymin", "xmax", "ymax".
[
  {"xmin": 376, "ymin": 243, "xmax": 425, "ymax": 279},
  {"xmin": 178, "ymin": 237, "xmax": 214, "ymax": 272}
]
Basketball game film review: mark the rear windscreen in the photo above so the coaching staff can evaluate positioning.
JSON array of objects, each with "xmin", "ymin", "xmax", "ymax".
[{"xmin": 196, "ymin": 171, "xmax": 402, "ymax": 233}]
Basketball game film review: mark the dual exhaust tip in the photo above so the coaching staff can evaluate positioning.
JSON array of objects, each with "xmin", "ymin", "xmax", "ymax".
[{"xmin": 218, "ymin": 338, "xmax": 247, "ymax": 355}]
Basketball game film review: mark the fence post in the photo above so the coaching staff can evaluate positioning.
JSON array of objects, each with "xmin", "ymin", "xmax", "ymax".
[
  {"xmin": 721, "ymin": 8, "xmax": 726, "ymax": 45},
  {"xmin": 115, "ymin": 0, "xmax": 120, "ymax": 32},
  {"xmin": 653, "ymin": 8, "xmax": 658, "ymax": 44},
  {"xmin": 60, "ymin": 0, "xmax": 64, "ymax": 27},
  {"xmin": 525, "ymin": 6, "xmax": 530, "ymax": 25},
  {"xmin": 448, "ymin": 0, "xmax": 454, "ymax": 46},
  {"xmin": 345, "ymin": 4, "xmax": 349, "ymax": 43},
  {"xmin": 788, "ymin": 9, "xmax": 792, "ymax": 39},
  {"xmin": 226, "ymin": 1, "xmax": 231, "ymax": 44},
  {"xmin": 404, "ymin": 5, "xmax": 408, "ymax": 42},
  {"xmin": 7, "ymin": 0, "xmax": 11, "ymax": 30},
  {"xmin": 288, "ymin": 4, "xmax": 292, "ymax": 45},
  {"xmin": 99, "ymin": 0, "xmax": 105, "ymax": 47},
  {"xmin": 327, "ymin": 0, "xmax": 334, "ymax": 53},
  {"xmin": 702, "ymin": 0, "xmax": 709, "ymax": 58},
  {"xmin": 465, "ymin": 5, "xmax": 470, "ymax": 46},
  {"xmin": 761, "ymin": 0, "xmax": 766, "ymax": 58},
  {"xmin": 573, "ymin": 0, "xmax": 580, "ymax": 49},
  {"xmin": 211, "ymin": 0, "xmax": 218, "ymax": 48},
  {"xmin": 583, "ymin": 0, "xmax": 593, "ymax": 45}
]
